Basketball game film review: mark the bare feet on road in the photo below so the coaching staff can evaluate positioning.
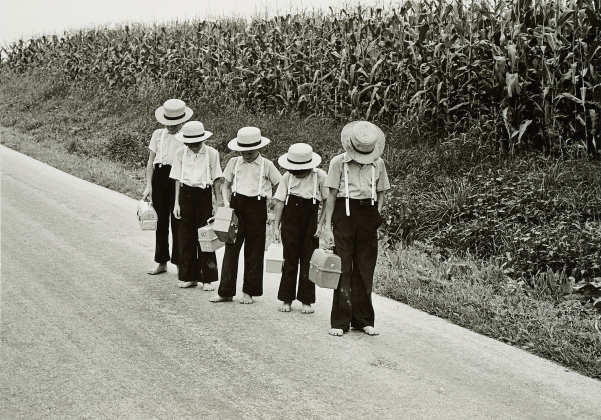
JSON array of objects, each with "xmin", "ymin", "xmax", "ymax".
[
  {"xmin": 301, "ymin": 304, "xmax": 314, "ymax": 314},
  {"xmin": 279, "ymin": 302, "xmax": 292, "ymax": 312},
  {"xmin": 240, "ymin": 293, "xmax": 254, "ymax": 304},
  {"xmin": 147, "ymin": 263, "xmax": 167, "ymax": 275},
  {"xmin": 202, "ymin": 283, "xmax": 215, "ymax": 291},
  {"xmin": 209, "ymin": 296, "xmax": 233, "ymax": 302},
  {"xmin": 329, "ymin": 328, "xmax": 344, "ymax": 336},
  {"xmin": 178, "ymin": 281, "xmax": 197, "ymax": 288}
]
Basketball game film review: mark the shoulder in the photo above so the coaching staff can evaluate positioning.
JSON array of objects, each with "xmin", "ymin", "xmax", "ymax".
[
  {"xmin": 374, "ymin": 157, "xmax": 387, "ymax": 170},
  {"xmin": 315, "ymin": 168, "xmax": 328, "ymax": 180},
  {"xmin": 151, "ymin": 128, "xmax": 165, "ymax": 138},
  {"xmin": 329, "ymin": 153, "xmax": 344, "ymax": 165},
  {"xmin": 205, "ymin": 145, "xmax": 219, "ymax": 155}
]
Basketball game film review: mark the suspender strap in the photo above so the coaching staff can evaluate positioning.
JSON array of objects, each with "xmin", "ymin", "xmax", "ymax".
[
  {"xmin": 158, "ymin": 129, "xmax": 166, "ymax": 166},
  {"xmin": 285, "ymin": 173, "xmax": 291, "ymax": 205},
  {"xmin": 371, "ymin": 164, "xmax": 376, "ymax": 205},
  {"xmin": 312, "ymin": 169, "xmax": 317, "ymax": 204},
  {"xmin": 344, "ymin": 162, "xmax": 350, "ymax": 216},
  {"xmin": 180, "ymin": 148, "xmax": 187, "ymax": 183},
  {"xmin": 206, "ymin": 150, "xmax": 211, "ymax": 186},
  {"xmin": 257, "ymin": 156, "xmax": 264, "ymax": 200},
  {"xmin": 232, "ymin": 156, "xmax": 242, "ymax": 195}
]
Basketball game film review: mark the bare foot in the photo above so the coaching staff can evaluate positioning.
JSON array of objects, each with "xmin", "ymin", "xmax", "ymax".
[
  {"xmin": 329, "ymin": 328, "xmax": 344, "ymax": 336},
  {"xmin": 240, "ymin": 293, "xmax": 254, "ymax": 304},
  {"xmin": 362, "ymin": 326, "xmax": 379, "ymax": 336},
  {"xmin": 209, "ymin": 296, "xmax": 233, "ymax": 302},
  {"xmin": 178, "ymin": 281, "xmax": 197, "ymax": 288},
  {"xmin": 279, "ymin": 302, "xmax": 292, "ymax": 312},
  {"xmin": 148, "ymin": 263, "xmax": 167, "ymax": 275},
  {"xmin": 202, "ymin": 283, "xmax": 215, "ymax": 291},
  {"xmin": 301, "ymin": 304, "xmax": 314, "ymax": 314}
]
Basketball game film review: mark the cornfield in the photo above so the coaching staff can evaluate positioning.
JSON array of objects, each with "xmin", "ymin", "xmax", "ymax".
[{"xmin": 2, "ymin": 0, "xmax": 600, "ymax": 152}]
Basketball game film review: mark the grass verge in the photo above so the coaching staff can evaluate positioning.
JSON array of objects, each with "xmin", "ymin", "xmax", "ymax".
[{"xmin": 1, "ymin": 69, "xmax": 600, "ymax": 379}]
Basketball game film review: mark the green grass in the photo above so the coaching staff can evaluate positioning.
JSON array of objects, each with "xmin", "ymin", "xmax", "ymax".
[{"xmin": 1, "ymin": 68, "xmax": 600, "ymax": 380}]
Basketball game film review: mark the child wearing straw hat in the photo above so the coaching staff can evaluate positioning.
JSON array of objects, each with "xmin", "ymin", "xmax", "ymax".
[
  {"xmin": 273, "ymin": 143, "xmax": 328, "ymax": 314},
  {"xmin": 142, "ymin": 99, "xmax": 193, "ymax": 275},
  {"xmin": 322, "ymin": 121, "xmax": 390, "ymax": 336},
  {"xmin": 210, "ymin": 127, "xmax": 281, "ymax": 304},
  {"xmin": 169, "ymin": 121, "xmax": 223, "ymax": 289}
]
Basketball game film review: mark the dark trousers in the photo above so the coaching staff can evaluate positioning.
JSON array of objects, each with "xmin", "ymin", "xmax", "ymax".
[
  {"xmin": 331, "ymin": 198, "xmax": 382, "ymax": 331},
  {"xmin": 278, "ymin": 195, "xmax": 318, "ymax": 304},
  {"xmin": 152, "ymin": 164, "xmax": 178, "ymax": 265},
  {"xmin": 218, "ymin": 194, "xmax": 267, "ymax": 297},
  {"xmin": 178, "ymin": 184, "xmax": 218, "ymax": 283}
]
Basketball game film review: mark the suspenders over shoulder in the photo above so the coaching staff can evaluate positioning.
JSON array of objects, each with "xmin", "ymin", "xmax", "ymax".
[
  {"xmin": 157, "ymin": 129, "xmax": 167, "ymax": 167},
  {"xmin": 343, "ymin": 160, "xmax": 376, "ymax": 216},
  {"xmin": 179, "ymin": 146, "xmax": 212, "ymax": 187},
  {"xmin": 232, "ymin": 155, "xmax": 264, "ymax": 199},
  {"xmin": 285, "ymin": 169, "xmax": 318, "ymax": 205}
]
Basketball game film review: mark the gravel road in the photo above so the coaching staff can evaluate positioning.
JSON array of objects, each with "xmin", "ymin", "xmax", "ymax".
[{"xmin": 1, "ymin": 145, "xmax": 599, "ymax": 420}]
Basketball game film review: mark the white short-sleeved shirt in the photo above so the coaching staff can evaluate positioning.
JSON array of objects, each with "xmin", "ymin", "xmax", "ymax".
[
  {"xmin": 274, "ymin": 168, "xmax": 328, "ymax": 202},
  {"xmin": 148, "ymin": 128, "xmax": 182, "ymax": 166},
  {"xmin": 169, "ymin": 144, "xmax": 223, "ymax": 188},
  {"xmin": 325, "ymin": 153, "xmax": 390, "ymax": 199},
  {"xmin": 223, "ymin": 154, "xmax": 281, "ymax": 198}
]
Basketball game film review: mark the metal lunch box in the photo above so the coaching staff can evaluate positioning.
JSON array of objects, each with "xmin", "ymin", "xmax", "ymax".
[
  {"xmin": 213, "ymin": 207, "xmax": 238, "ymax": 243},
  {"xmin": 264, "ymin": 243, "xmax": 284, "ymax": 273},
  {"xmin": 137, "ymin": 199, "xmax": 158, "ymax": 231},
  {"xmin": 309, "ymin": 249, "xmax": 342, "ymax": 289}
]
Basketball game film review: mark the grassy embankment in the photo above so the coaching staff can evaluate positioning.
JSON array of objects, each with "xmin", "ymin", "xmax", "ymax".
[
  {"xmin": 1, "ymin": 2, "xmax": 600, "ymax": 378},
  {"xmin": 2, "ymin": 68, "xmax": 600, "ymax": 379}
]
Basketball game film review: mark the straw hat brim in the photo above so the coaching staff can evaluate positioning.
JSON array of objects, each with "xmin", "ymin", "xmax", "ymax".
[
  {"xmin": 227, "ymin": 137, "xmax": 271, "ymax": 151},
  {"xmin": 175, "ymin": 131, "xmax": 213, "ymax": 143},
  {"xmin": 340, "ymin": 121, "xmax": 385, "ymax": 164},
  {"xmin": 155, "ymin": 107, "xmax": 194, "ymax": 126},
  {"xmin": 278, "ymin": 153, "xmax": 322, "ymax": 170}
]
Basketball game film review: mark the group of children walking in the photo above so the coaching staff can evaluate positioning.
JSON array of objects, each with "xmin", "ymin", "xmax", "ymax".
[{"xmin": 144, "ymin": 98, "xmax": 390, "ymax": 336}]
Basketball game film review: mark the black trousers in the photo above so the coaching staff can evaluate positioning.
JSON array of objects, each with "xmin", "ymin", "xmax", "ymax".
[
  {"xmin": 152, "ymin": 164, "xmax": 178, "ymax": 265},
  {"xmin": 178, "ymin": 184, "xmax": 218, "ymax": 283},
  {"xmin": 278, "ymin": 195, "xmax": 319, "ymax": 304},
  {"xmin": 218, "ymin": 194, "xmax": 267, "ymax": 297},
  {"xmin": 331, "ymin": 198, "xmax": 382, "ymax": 331}
]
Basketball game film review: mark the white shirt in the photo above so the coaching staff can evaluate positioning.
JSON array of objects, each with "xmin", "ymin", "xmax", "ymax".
[{"xmin": 169, "ymin": 144, "xmax": 223, "ymax": 188}]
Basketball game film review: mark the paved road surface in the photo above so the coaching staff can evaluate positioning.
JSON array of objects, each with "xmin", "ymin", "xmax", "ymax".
[{"xmin": 1, "ymin": 145, "xmax": 600, "ymax": 419}]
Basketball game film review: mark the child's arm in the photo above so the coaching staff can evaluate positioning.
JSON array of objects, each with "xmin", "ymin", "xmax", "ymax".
[
  {"xmin": 173, "ymin": 181, "xmax": 181, "ymax": 219},
  {"xmin": 273, "ymin": 199, "xmax": 284, "ymax": 242},
  {"xmin": 142, "ymin": 151, "xmax": 156, "ymax": 201},
  {"xmin": 314, "ymin": 201, "xmax": 327, "ymax": 238},
  {"xmin": 322, "ymin": 188, "xmax": 338, "ymax": 248},
  {"xmin": 222, "ymin": 179, "xmax": 232, "ymax": 207},
  {"xmin": 213, "ymin": 177, "xmax": 224, "ymax": 208},
  {"xmin": 377, "ymin": 191, "xmax": 385, "ymax": 214}
]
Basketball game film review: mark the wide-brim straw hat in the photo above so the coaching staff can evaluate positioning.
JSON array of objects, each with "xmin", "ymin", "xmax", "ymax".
[
  {"xmin": 278, "ymin": 143, "xmax": 322, "ymax": 170},
  {"xmin": 175, "ymin": 121, "xmax": 213, "ymax": 143},
  {"xmin": 155, "ymin": 99, "xmax": 193, "ymax": 126},
  {"xmin": 341, "ymin": 121, "xmax": 386, "ymax": 164},
  {"xmin": 228, "ymin": 126, "xmax": 270, "ymax": 151}
]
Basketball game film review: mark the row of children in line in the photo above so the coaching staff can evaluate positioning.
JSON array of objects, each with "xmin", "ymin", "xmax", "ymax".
[{"xmin": 143, "ymin": 99, "xmax": 390, "ymax": 336}]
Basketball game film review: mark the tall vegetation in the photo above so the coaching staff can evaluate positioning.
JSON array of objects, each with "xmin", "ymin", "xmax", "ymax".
[{"xmin": 2, "ymin": 0, "xmax": 600, "ymax": 153}]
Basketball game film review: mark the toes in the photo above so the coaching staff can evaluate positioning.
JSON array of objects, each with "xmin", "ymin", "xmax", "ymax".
[
  {"xmin": 178, "ymin": 281, "xmax": 197, "ymax": 288},
  {"xmin": 202, "ymin": 283, "xmax": 215, "ymax": 291},
  {"xmin": 329, "ymin": 328, "xmax": 344, "ymax": 336},
  {"xmin": 362, "ymin": 326, "xmax": 379, "ymax": 336}
]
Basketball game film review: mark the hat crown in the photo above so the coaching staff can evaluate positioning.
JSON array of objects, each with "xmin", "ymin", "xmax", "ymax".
[
  {"xmin": 236, "ymin": 127, "xmax": 262, "ymax": 147},
  {"xmin": 181, "ymin": 121, "xmax": 205, "ymax": 138},
  {"xmin": 287, "ymin": 143, "xmax": 313, "ymax": 164},
  {"xmin": 350, "ymin": 121, "xmax": 378, "ymax": 153},
  {"xmin": 163, "ymin": 99, "xmax": 186, "ymax": 119}
]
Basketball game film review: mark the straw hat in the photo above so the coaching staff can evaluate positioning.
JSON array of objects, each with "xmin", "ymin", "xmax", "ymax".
[
  {"xmin": 340, "ymin": 121, "xmax": 385, "ymax": 164},
  {"xmin": 175, "ymin": 121, "xmax": 213, "ymax": 143},
  {"xmin": 155, "ymin": 99, "xmax": 193, "ymax": 126},
  {"xmin": 278, "ymin": 143, "xmax": 322, "ymax": 170},
  {"xmin": 227, "ymin": 127, "xmax": 270, "ymax": 151}
]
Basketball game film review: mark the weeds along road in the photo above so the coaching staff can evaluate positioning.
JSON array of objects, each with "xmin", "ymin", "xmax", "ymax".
[{"xmin": 1, "ymin": 144, "xmax": 600, "ymax": 420}]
